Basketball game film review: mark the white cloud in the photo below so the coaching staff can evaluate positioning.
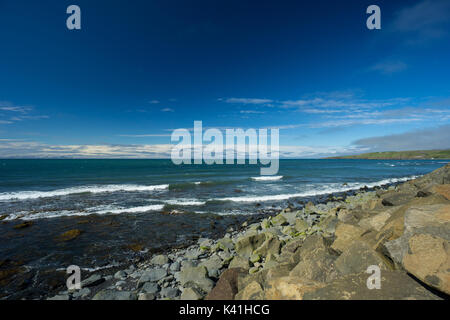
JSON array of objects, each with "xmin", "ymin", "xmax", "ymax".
[
  {"xmin": 352, "ymin": 124, "xmax": 450, "ymax": 151},
  {"xmin": 393, "ymin": 0, "xmax": 450, "ymax": 43},
  {"xmin": 369, "ymin": 61, "xmax": 408, "ymax": 75},
  {"xmin": 161, "ymin": 108, "xmax": 175, "ymax": 112},
  {"xmin": 223, "ymin": 98, "xmax": 273, "ymax": 105},
  {"xmin": 240, "ymin": 110, "xmax": 265, "ymax": 114}
]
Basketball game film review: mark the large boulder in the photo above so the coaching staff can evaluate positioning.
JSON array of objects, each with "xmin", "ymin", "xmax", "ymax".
[
  {"xmin": 228, "ymin": 256, "xmax": 250, "ymax": 270},
  {"xmin": 403, "ymin": 233, "xmax": 450, "ymax": 295},
  {"xmin": 384, "ymin": 203, "xmax": 450, "ymax": 266},
  {"xmin": 253, "ymin": 233, "xmax": 282, "ymax": 258},
  {"xmin": 358, "ymin": 208, "xmax": 395, "ymax": 232},
  {"xmin": 265, "ymin": 277, "xmax": 324, "ymax": 300},
  {"xmin": 178, "ymin": 266, "xmax": 215, "ymax": 293},
  {"xmin": 235, "ymin": 233, "xmax": 266, "ymax": 259},
  {"xmin": 331, "ymin": 223, "xmax": 366, "ymax": 253},
  {"xmin": 235, "ymin": 281, "xmax": 264, "ymax": 300},
  {"xmin": 303, "ymin": 271, "xmax": 440, "ymax": 300},
  {"xmin": 334, "ymin": 240, "xmax": 392, "ymax": 276},
  {"xmin": 138, "ymin": 268, "xmax": 167, "ymax": 286},
  {"xmin": 288, "ymin": 234, "xmax": 337, "ymax": 282},
  {"xmin": 429, "ymin": 184, "xmax": 450, "ymax": 200},
  {"xmin": 150, "ymin": 254, "xmax": 169, "ymax": 265},
  {"xmin": 199, "ymin": 254, "xmax": 223, "ymax": 278},
  {"xmin": 206, "ymin": 268, "xmax": 246, "ymax": 300}
]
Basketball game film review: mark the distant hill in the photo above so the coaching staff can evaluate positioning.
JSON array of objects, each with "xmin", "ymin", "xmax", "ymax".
[{"xmin": 327, "ymin": 149, "xmax": 450, "ymax": 160}]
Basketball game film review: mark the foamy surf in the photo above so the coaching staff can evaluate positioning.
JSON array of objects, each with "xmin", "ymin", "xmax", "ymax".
[
  {"xmin": 163, "ymin": 199, "xmax": 206, "ymax": 206},
  {"xmin": 251, "ymin": 176, "xmax": 283, "ymax": 181},
  {"xmin": 216, "ymin": 175, "xmax": 420, "ymax": 203},
  {"xmin": 0, "ymin": 184, "xmax": 169, "ymax": 201},
  {"xmin": 94, "ymin": 204, "xmax": 165, "ymax": 214}
]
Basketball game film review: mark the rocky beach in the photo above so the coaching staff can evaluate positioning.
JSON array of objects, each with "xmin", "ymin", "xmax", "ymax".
[{"xmin": 40, "ymin": 163, "xmax": 450, "ymax": 300}]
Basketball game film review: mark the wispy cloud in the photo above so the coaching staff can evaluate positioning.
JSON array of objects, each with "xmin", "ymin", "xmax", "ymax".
[
  {"xmin": 369, "ymin": 60, "xmax": 408, "ymax": 75},
  {"xmin": 240, "ymin": 110, "xmax": 265, "ymax": 114},
  {"xmin": 0, "ymin": 101, "xmax": 48, "ymax": 124},
  {"xmin": 352, "ymin": 124, "xmax": 450, "ymax": 151},
  {"xmin": 161, "ymin": 108, "xmax": 175, "ymax": 112},
  {"xmin": 0, "ymin": 140, "xmax": 362, "ymax": 159},
  {"xmin": 392, "ymin": 0, "xmax": 450, "ymax": 43},
  {"xmin": 148, "ymin": 100, "xmax": 160, "ymax": 104},
  {"xmin": 222, "ymin": 98, "xmax": 273, "ymax": 105}
]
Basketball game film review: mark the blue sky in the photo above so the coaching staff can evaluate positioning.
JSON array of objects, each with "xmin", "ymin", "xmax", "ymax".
[{"xmin": 0, "ymin": 0, "xmax": 449, "ymax": 158}]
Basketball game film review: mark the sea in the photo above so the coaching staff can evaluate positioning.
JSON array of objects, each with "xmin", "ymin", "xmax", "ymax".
[{"xmin": 0, "ymin": 159, "xmax": 447, "ymax": 298}]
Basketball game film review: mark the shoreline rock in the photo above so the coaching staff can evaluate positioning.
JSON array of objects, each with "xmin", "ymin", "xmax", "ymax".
[{"xmin": 44, "ymin": 163, "xmax": 449, "ymax": 301}]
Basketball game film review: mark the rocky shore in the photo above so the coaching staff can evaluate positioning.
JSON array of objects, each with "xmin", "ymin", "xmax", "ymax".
[{"xmin": 46, "ymin": 164, "xmax": 450, "ymax": 300}]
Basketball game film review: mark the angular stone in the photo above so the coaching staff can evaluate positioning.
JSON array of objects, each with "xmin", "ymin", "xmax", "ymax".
[
  {"xmin": 289, "ymin": 246, "xmax": 336, "ymax": 283},
  {"xmin": 235, "ymin": 281, "xmax": 264, "ymax": 300},
  {"xmin": 385, "ymin": 204, "xmax": 450, "ymax": 265},
  {"xmin": 160, "ymin": 287, "xmax": 179, "ymax": 299},
  {"xmin": 151, "ymin": 254, "xmax": 169, "ymax": 265},
  {"xmin": 331, "ymin": 223, "xmax": 366, "ymax": 253},
  {"xmin": 81, "ymin": 274, "xmax": 105, "ymax": 288},
  {"xmin": 235, "ymin": 233, "xmax": 266, "ymax": 259},
  {"xmin": 199, "ymin": 254, "xmax": 223, "ymax": 278},
  {"xmin": 403, "ymin": 233, "xmax": 450, "ymax": 295},
  {"xmin": 334, "ymin": 240, "xmax": 392, "ymax": 276},
  {"xmin": 92, "ymin": 290, "xmax": 137, "ymax": 300},
  {"xmin": 138, "ymin": 268, "xmax": 167, "ymax": 286},
  {"xmin": 229, "ymin": 256, "xmax": 250, "ymax": 270},
  {"xmin": 253, "ymin": 233, "xmax": 281, "ymax": 258},
  {"xmin": 272, "ymin": 213, "xmax": 288, "ymax": 226},
  {"xmin": 114, "ymin": 270, "xmax": 127, "ymax": 280},
  {"xmin": 294, "ymin": 219, "xmax": 309, "ymax": 233},
  {"xmin": 138, "ymin": 293, "xmax": 155, "ymax": 300},
  {"xmin": 181, "ymin": 287, "xmax": 204, "ymax": 300},
  {"xmin": 206, "ymin": 268, "xmax": 246, "ymax": 300},
  {"xmin": 303, "ymin": 271, "xmax": 440, "ymax": 300},
  {"xmin": 141, "ymin": 282, "xmax": 159, "ymax": 294},
  {"xmin": 358, "ymin": 210, "xmax": 392, "ymax": 232},
  {"xmin": 265, "ymin": 277, "xmax": 324, "ymax": 300},
  {"xmin": 179, "ymin": 266, "xmax": 214, "ymax": 293}
]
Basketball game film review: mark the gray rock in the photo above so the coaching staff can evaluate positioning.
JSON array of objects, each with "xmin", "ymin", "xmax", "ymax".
[
  {"xmin": 199, "ymin": 254, "xmax": 223, "ymax": 278},
  {"xmin": 138, "ymin": 268, "xmax": 167, "ymax": 286},
  {"xmin": 303, "ymin": 271, "xmax": 440, "ymax": 300},
  {"xmin": 151, "ymin": 254, "xmax": 169, "ymax": 265},
  {"xmin": 179, "ymin": 266, "xmax": 214, "ymax": 293},
  {"xmin": 334, "ymin": 240, "xmax": 391, "ymax": 276},
  {"xmin": 180, "ymin": 287, "xmax": 204, "ymax": 300},
  {"xmin": 160, "ymin": 287, "xmax": 179, "ymax": 299},
  {"xmin": 47, "ymin": 294, "xmax": 70, "ymax": 300},
  {"xmin": 138, "ymin": 293, "xmax": 155, "ymax": 300},
  {"xmin": 92, "ymin": 290, "xmax": 137, "ymax": 300},
  {"xmin": 81, "ymin": 274, "xmax": 104, "ymax": 288},
  {"xmin": 114, "ymin": 270, "xmax": 127, "ymax": 280},
  {"xmin": 170, "ymin": 261, "xmax": 181, "ymax": 272},
  {"xmin": 142, "ymin": 282, "xmax": 159, "ymax": 294},
  {"xmin": 185, "ymin": 248, "xmax": 201, "ymax": 260},
  {"xmin": 181, "ymin": 260, "xmax": 198, "ymax": 268},
  {"xmin": 72, "ymin": 287, "xmax": 91, "ymax": 299}
]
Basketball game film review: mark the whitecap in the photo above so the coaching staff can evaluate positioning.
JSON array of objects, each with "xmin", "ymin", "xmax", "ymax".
[
  {"xmin": 251, "ymin": 176, "xmax": 283, "ymax": 181},
  {"xmin": 215, "ymin": 175, "xmax": 420, "ymax": 203},
  {"xmin": 0, "ymin": 184, "xmax": 169, "ymax": 201}
]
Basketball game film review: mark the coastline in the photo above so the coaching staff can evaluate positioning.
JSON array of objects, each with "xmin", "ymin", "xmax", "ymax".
[{"xmin": 38, "ymin": 163, "xmax": 450, "ymax": 300}]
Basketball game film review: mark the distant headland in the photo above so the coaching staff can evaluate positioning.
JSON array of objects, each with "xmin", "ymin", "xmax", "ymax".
[{"xmin": 327, "ymin": 149, "xmax": 450, "ymax": 160}]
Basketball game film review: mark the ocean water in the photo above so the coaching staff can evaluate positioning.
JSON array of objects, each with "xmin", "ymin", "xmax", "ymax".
[{"xmin": 0, "ymin": 159, "xmax": 447, "ymax": 298}]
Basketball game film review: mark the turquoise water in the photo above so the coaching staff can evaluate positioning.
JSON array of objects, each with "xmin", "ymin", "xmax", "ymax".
[
  {"xmin": 0, "ymin": 159, "xmax": 446, "ymax": 218},
  {"xmin": 0, "ymin": 159, "xmax": 447, "ymax": 299}
]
